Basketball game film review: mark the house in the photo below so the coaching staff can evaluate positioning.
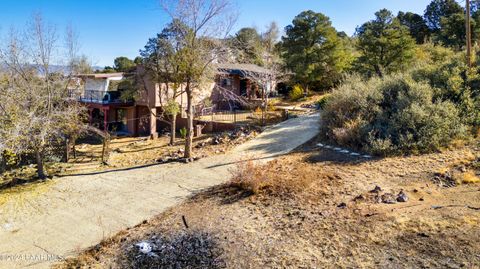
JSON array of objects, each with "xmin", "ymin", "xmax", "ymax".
[{"xmin": 76, "ymin": 63, "xmax": 274, "ymax": 137}]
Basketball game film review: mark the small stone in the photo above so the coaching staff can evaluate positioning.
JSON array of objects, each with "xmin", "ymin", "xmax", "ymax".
[
  {"xmin": 337, "ymin": 202, "xmax": 347, "ymax": 209},
  {"xmin": 353, "ymin": 195, "xmax": 365, "ymax": 201},
  {"xmin": 397, "ymin": 191, "xmax": 408, "ymax": 202},
  {"xmin": 381, "ymin": 193, "xmax": 397, "ymax": 204},
  {"xmin": 370, "ymin": 185, "xmax": 382, "ymax": 193}
]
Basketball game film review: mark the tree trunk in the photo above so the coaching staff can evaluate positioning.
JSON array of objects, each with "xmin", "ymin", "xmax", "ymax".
[
  {"xmin": 0, "ymin": 151, "xmax": 6, "ymax": 174},
  {"xmin": 72, "ymin": 137, "xmax": 77, "ymax": 159},
  {"xmin": 63, "ymin": 137, "xmax": 69, "ymax": 163},
  {"xmin": 184, "ymin": 82, "xmax": 193, "ymax": 159},
  {"xmin": 101, "ymin": 136, "xmax": 110, "ymax": 164},
  {"xmin": 374, "ymin": 65, "xmax": 383, "ymax": 78},
  {"xmin": 35, "ymin": 148, "xmax": 47, "ymax": 179},
  {"xmin": 170, "ymin": 114, "xmax": 177, "ymax": 146}
]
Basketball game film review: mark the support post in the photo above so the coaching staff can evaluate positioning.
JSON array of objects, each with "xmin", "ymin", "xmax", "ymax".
[
  {"xmin": 149, "ymin": 107, "xmax": 158, "ymax": 139},
  {"xmin": 88, "ymin": 108, "xmax": 93, "ymax": 125},
  {"xmin": 103, "ymin": 108, "xmax": 109, "ymax": 132},
  {"xmin": 466, "ymin": 0, "xmax": 472, "ymax": 68}
]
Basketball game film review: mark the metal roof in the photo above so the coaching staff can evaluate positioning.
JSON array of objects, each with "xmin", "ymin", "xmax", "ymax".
[
  {"xmin": 216, "ymin": 63, "xmax": 271, "ymax": 75},
  {"xmin": 77, "ymin": 73, "xmax": 124, "ymax": 79}
]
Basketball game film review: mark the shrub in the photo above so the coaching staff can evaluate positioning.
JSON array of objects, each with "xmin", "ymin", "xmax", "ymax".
[
  {"xmin": 289, "ymin": 85, "xmax": 305, "ymax": 101},
  {"xmin": 321, "ymin": 74, "xmax": 466, "ymax": 155},
  {"xmin": 316, "ymin": 94, "xmax": 331, "ymax": 109},
  {"xmin": 179, "ymin": 127, "xmax": 187, "ymax": 139},
  {"xmin": 229, "ymin": 160, "xmax": 313, "ymax": 196}
]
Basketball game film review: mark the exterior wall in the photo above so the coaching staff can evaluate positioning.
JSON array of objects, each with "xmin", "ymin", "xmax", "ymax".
[
  {"xmin": 126, "ymin": 107, "xmax": 137, "ymax": 135},
  {"xmin": 84, "ymin": 78, "xmax": 108, "ymax": 93}
]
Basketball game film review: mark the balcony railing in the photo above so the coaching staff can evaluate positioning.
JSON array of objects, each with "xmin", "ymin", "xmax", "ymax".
[{"xmin": 78, "ymin": 90, "xmax": 134, "ymax": 105}]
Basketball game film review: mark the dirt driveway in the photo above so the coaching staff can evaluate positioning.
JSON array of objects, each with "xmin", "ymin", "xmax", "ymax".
[{"xmin": 0, "ymin": 113, "xmax": 319, "ymax": 269}]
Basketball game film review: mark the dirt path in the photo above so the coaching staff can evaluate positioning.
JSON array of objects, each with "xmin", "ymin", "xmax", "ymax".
[{"xmin": 0, "ymin": 113, "xmax": 319, "ymax": 269}]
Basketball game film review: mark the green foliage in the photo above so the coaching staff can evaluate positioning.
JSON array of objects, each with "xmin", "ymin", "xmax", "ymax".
[
  {"xmin": 397, "ymin": 11, "xmax": 430, "ymax": 44},
  {"xmin": 117, "ymin": 79, "xmax": 137, "ymax": 102},
  {"xmin": 2, "ymin": 150, "xmax": 18, "ymax": 167},
  {"xmin": 164, "ymin": 100, "xmax": 180, "ymax": 117},
  {"xmin": 230, "ymin": 27, "xmax": 265, "ymax": 66},
  {"xmin": 113, "ymin": 56, "xmax": 135, "ymax": 72},
  {"xmin": 280, "ymin": 10, "xmax": 353, "ymax": 91},
  {"xmin": 316, "ymin": 94, "xmax": 331, "ymax": 109},
  {"xmin": 203, "ymin": 98, "xmax": 213, "ymax": 107},
  {"xmin": 437, "ymin": 13, "xmax": 473, "ymax": 49},
  {"xmin": 289, "ymin": 85, "xmax": 304, "ymax": 101},
  {"xmin": 410, "ymin": 44, "xmax": 480, "ymax": 127},
  {"xmin": 134, "ymin": 56, "xmax": 143, "ymax": 65},
  {"xmin": 321, "ymin": 74, "xmax": 466, "ymax": 155},
  {"xmin": 424, "ymin": 0, "xmax": 463, "ymax": 32},
  {"xmin": 355, "ymin": 9, "xmax": 416, "ymax": 77},
  {"xmin": 179, "ymin": 127, "xmax": 187, "ymax": 139}
]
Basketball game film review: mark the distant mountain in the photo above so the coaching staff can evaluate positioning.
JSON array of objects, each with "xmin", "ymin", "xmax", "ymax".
[{"xmin": 0, "ymin": 64, "xmax": 104, "ymax": 75}]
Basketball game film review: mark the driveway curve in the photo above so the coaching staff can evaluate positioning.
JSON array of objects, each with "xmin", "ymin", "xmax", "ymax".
[{"xmin": 0, "ymin": 113, "xmax": 319, "ymax": 269}]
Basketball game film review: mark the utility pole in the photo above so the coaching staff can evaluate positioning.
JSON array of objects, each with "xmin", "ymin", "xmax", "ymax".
[{"xmin": 466, "ymin": 0, "xmax": 472, "ymax": 68}]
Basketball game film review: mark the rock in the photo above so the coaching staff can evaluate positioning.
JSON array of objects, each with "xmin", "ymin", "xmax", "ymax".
[
  {"xmin": 337, "ymin": 202, "xmax": 347, "ymax": 209},
  {"xmin": 370, "ymin": 185, "xmax": 382, "ymax": 193},
  {"xmin": 381, "ymin": 193, "xmax": 397, "ymax": 204},
  {"xmin": 353, "ymin": 195, "xmax": 365, "ymax": 201},
  {"xmin": 396, "ymin": 191, "xmax": 408, "ymax": 202}
]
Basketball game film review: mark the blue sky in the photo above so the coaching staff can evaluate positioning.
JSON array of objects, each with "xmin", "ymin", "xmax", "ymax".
[{"xmin": 0, "ymin": 0, "xmax": 437, "ymax": 67}]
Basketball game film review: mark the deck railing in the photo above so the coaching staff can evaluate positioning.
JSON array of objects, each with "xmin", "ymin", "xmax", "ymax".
[{"xmin": 78, "ymin": 90, "xmax": 133, "ymax": 105}]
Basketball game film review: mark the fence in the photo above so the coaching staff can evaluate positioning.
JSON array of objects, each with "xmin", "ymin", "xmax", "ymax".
[{"xmin": 196, "ymin": 110, "xmax": 255, "ymax": 124}]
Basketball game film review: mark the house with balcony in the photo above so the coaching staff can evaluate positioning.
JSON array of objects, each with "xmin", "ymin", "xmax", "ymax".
[
  {"xmin": 76, "ymin": 63, "xmax": 275, "ymax": 138},
  {"xmin": 77, "ymin": 73, "xmax": 138, "ymax": 135}
]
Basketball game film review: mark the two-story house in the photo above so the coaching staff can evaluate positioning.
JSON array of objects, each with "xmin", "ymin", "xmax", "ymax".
[{"xmin": 76, "ymin": 63, "xmax": 274, "ymax": 138}]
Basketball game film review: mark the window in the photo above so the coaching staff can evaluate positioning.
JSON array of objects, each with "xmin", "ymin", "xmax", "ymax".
[{"xmin": 222, "ymin": 78, "xmax": 231, "ymax": 87}]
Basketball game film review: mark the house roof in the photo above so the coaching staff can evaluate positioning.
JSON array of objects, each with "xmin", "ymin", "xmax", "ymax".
[
  {"xmin": 216, "ymin": 63, "xmax": 271, "ymax": 75},
  {"xmin": 77, "ymin": 73, "xmax": 124, "ymax": 79}
]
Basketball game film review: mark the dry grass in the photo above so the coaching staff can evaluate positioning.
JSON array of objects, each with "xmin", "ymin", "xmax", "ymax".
[
  {"xmin": 228, "ymin": 158, "xmax": 317, "ymax": 197},
  {"xmin": 456, "ymin": 171, "xmax": 480, "ymax": 184},
  {"xmin": 55, "ymin": 140, "xmax": 480, "ymax": 268}
]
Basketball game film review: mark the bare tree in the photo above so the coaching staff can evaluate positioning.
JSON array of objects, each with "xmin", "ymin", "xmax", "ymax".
[
  {"xmin": 0, "ymin": 14, "xmax": 87, "ymax": 179},
  {"xmin": 160, "ymin": 0, "xmax": 236, "ymax": 159}
]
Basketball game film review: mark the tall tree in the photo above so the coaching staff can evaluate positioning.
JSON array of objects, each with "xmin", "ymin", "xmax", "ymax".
[
  {"xmin": 424, "ymin": 0, "xmax": 463, "ymax": 32},
  {"xmin": 280, "ymin": 10, "xmax": 352, "ymax": 92},
  {"xmin": 140, "ymin": 21, "xmax": 187, "ymax": 145},
  {"xmin": 355, "ymin": 9, "xmax": 416, "ymax": 77},
  {"xmin": 113, "ymin": 56, "xmax": 135, "ymax": 72},
  {"xmin": 438, "ymin": 12, "xmax": 474, "ymax": 49},
  {"xmin": 261, "ymin": 22, "xmax": 280, "ymax": 57},
  {"xmin": 397, "ymin": 11, "xmax": 431, "ymax": 44},
  {"xmin": 230, "ymin": 27, "xmax": 264, "ymax": 66},
  {"xmin": 160, "ymin": 0, "xmax": 235, "ymax": 159}
]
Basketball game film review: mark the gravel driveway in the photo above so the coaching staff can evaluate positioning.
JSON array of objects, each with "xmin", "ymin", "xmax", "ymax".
[{"xmin": 0, "ymin": 113, "xmax": 319, "ymax": 269}]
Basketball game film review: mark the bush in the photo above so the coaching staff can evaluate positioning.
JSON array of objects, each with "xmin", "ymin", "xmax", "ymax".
[
  {"xmin": 321, "ymin": 74, "xmax": 467, "ymax": 155},
  {"xmin": 289, "ymin": 85, "xmax": 305, "ymax": 101},
  {"xmin": 316, "ymin": 94, "xmax": 331, "ymax": 109},
  {"xmin": 179, "ymin": 127, "xmax": 187, "ymax": 139}
]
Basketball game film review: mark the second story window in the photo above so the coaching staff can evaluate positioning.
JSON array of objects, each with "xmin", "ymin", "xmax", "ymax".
[{"xmin": 222, "ymin": 78, "xmax": 231, "ymax": 87}]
